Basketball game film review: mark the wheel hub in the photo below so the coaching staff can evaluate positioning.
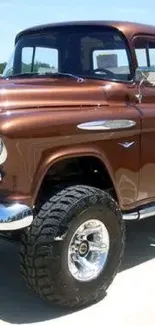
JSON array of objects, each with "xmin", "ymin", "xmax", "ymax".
[
  {"xmin": 68, "ymin": 219, "xmax": 110, "ymax": 282},
  {"xmin": 78, "ymin": 240, "xmax": 89, "ymax": 256}
]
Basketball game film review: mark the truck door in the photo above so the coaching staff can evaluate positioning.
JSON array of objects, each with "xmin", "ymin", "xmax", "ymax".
[{"xmin": 133, "ymin": 36, "xmax": 155, "ymax": 204}]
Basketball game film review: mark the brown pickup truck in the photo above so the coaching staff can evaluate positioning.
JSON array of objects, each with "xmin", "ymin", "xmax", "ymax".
[{"xmin": 0, "ymin": 20, "xmax": 155, "ymax": 308}]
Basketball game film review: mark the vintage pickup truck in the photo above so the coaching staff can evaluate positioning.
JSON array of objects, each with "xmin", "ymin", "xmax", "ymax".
[{"xmin": 0, "ymin": 20, "xmax": 155, "ymax": 308}]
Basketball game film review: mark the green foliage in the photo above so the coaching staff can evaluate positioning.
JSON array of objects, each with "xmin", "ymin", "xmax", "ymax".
[
  {"xmin": 0, "ymin": 62, "xmax": 7, "ymax": 74},
  {"xmin": 0, "ymin": 60, "xmax": 54, "ymax": 76},
  {"xmin": 22, "ymin": 61, "xmax": 50, "ymax": 73}
]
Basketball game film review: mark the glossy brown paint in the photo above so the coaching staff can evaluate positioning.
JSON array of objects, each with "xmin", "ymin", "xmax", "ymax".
[
  {"xmin": 131, "ymin": 34, "xmax": 155, "ymax": 207},
  {"xmin": 0, "ymin": 77, "xmax": 140, "ymax": 210},
  {"xmin": 1, "ymin": 21, "xmax": 155, "ymax": 211}
]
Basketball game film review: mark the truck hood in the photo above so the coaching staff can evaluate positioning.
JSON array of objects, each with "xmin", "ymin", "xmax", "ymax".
[{"xmin": 0, "ymin": 77, "xmax": 108, "ymax": 111}]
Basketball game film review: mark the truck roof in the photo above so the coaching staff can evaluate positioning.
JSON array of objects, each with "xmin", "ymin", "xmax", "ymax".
[{"xmin": 15, "ymin": 20, "xmax": 155, "ymax": 43}]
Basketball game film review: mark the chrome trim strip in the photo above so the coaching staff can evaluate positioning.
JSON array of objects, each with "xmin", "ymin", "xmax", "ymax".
[
  {"xmin": 123, "ymin": 212, "xmax": 139, "ymax": 220},
  {"xmin": 77, "ymin": 120, "xmax": 136, "ymax": 131},
  {"xmin": 0, "ymin": 141, "xmax": 7, "ymax": 165},
  {"xmin": 139, "ymin": 205, "xmax": 155, "ymax": 219},
  {"xmin": 123, "ymin": 204, "xmax": 155, "ymax": 221},
  {"xmin": 0, "ymin": 203, "xmax": 33, "ymax": 231}
]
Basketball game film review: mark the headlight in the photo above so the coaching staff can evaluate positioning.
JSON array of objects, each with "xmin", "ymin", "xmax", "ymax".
[
  {"xmin": 0, "ymin": 139, "xmax": 7, "ymax": 164},
  {"xmin": 0, "ymin": 140, "xmax": 4, "ymax": 155}
]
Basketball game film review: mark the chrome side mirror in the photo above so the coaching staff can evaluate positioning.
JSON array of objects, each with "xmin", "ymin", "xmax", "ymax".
[
  {"xmin": 135, "ymin": 66, "xmax": 155, "ymax": 86},
  {"xmin": 135, "ymin": 67, "xmax": 155, "ymax": 103}
]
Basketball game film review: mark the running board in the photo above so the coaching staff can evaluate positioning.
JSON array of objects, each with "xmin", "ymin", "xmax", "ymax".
[{"xmin": 123, "ymin": 204, "xmax": 155, "ymax": 220}]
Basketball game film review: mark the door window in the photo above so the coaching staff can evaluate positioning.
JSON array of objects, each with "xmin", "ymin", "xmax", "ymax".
[
  {"xmin": 134, "ymin": 38, "xmax": 148, "ymax": 67},
  {"xmin": 134, "ymin": 38, "xmax": 155, "ymax": 68},
  {"xmin": 135, "ymin": 48, "xmax": 147, "ymax": 67},
  {"xmin": 148, "ymin": 42, "xmax": 155, "ymax": 67}
]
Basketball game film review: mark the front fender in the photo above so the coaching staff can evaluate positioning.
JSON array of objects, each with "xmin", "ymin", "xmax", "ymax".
[
  {"xmin": 0, "ymin": 105, "xmax": 140, "ymax": 210},
  {"xmin": 31, "ymin": 144, "xmax": 116, "ymax": 204}
]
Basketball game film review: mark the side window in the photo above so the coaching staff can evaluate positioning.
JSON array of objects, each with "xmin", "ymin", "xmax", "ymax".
[
  {"xmin": 21, "ymin": 47, "xmax": 58, "ymax": 73},
  {"xmin": 148, "ymin": 42, "xmax": 155, "ymax": 67},
  {"xmin": 134, "ymin": 39, "xmax": 148, "ymax": 67},
  {"xmin": 135, "ymin": 48, "xmax": 147, "ymax": 67},
  {"xmin": 135, "ymin": 38, "xmax": 155, "ymax": 68}
]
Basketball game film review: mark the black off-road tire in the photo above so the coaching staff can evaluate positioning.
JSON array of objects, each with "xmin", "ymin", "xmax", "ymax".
[{"xmin": 20, "ymin": 185, "xmax": 125, "ymax": 308}]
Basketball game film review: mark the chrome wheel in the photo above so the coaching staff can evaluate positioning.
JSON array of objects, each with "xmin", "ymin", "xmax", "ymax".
[{"xmin": 68, "ymin": 219, "xmax": 110, "ymax": 281}]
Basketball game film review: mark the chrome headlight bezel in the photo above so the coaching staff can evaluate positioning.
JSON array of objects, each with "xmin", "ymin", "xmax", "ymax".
[{"xmin": 0, "ymin": 139, "xmax": 7, "ymax": 164}]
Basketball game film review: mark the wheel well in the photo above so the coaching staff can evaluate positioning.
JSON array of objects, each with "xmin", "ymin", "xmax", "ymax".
[{"xmin": 35, "ymin": 156, "xmax": 117, "ymax": 208}]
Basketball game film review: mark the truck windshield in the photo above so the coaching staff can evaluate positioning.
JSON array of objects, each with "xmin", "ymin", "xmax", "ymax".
[{"xmin": 3, "ymin": 26, "xmax": 131, "ymax": 82}]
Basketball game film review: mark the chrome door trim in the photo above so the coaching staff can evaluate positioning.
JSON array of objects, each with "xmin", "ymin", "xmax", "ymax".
[{"xmin": 77, "ymin": 120, "xmax": 136, "ymax": 131}]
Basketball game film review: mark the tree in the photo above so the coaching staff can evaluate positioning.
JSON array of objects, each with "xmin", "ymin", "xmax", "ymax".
[
  {"xmin": 0, "ymin": 62, "xmax": 7, "ymax": 74},
  {"xmin": 22, "ymin": 61, "xmax": 50, "ymax": 73}
]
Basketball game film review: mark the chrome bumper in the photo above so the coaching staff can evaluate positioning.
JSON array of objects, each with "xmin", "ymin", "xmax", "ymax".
[{"xmin": 0, "ymin": 203, "xmax": 33, "ymax": 231}]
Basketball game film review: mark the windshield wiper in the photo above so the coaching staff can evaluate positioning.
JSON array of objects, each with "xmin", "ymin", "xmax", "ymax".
[
  {"xmin": 44, "ymin": 72, "xmax": 84, "ymax": 82},
  {"xmin": 3, "ymin": 72, "xmax": 40, "ymax": 79},
  {"xmin": 4, "ymin": 72, "xmax": 84, "ymax": 82}
]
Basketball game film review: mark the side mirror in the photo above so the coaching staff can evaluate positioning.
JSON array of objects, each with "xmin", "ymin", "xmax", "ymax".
[{"xmin": 135, "ymin": 66, "xmax": 155, "ymax": 86}]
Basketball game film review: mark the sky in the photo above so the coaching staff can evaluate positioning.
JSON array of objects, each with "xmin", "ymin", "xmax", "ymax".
[{"xmin": 0, "ymin": 0, "xmax": 155, "ymax": 62}]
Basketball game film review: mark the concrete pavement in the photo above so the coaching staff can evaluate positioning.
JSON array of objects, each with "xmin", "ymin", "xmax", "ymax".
[{"xmin": 0, "ymin": 218, "xmax": 155, "ymax": 325}]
